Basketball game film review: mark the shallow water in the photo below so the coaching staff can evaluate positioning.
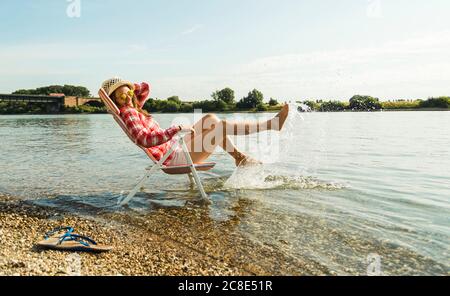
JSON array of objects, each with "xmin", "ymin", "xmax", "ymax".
[{"xmin": 0, "ymin": 111, "xmax": 449, "ymax": 275}]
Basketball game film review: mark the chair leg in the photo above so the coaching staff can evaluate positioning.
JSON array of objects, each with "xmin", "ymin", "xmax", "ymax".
[
  {"xmin": 118, "ymin": 143, "xmax": 178, "ymax": 206},
  {"xmin": 118, "ymin": 165, "xmax": 158, "ymax": 206},
  {"xmin": 188, "ymin": 173, "xmax": 195, "ymax": 189},
  {"xmin": 180, "ymin": 140, "xmax": 208, "ymax": 201},
  {"xmin": 189, "ymin": 166, "xmax": 208, "ymax": 200}
]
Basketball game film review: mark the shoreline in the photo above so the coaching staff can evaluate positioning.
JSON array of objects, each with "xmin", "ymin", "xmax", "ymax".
[
  {"xmin": 0, "ymin": 194, "xmax": 328, "ymax": 276},
  {"xmin": 0, "ymin": 108, "xmax": 449, "ymax": 116}
]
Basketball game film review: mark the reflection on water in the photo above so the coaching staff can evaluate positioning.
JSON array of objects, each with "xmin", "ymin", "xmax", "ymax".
[{"xmin": 1, "ymin": 112, "xmax": 449, "ymax": 275}]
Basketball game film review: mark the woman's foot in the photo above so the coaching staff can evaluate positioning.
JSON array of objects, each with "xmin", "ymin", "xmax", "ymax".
[{"xmin": 272, "ymin": 104, "xmax": 289, "ymax": 131}]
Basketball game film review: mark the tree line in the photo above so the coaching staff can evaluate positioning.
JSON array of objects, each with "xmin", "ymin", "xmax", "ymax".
[
  {"xmin": 12, "ymin": 85, "xmax": 91, "ymax": 97},
  {"xmin": 304, "ymin": 96, "xmax": 450, "ymax": 112},
  {"xmin": 1, "ymin": 84, "xmax": 449, "ymax": 114},
  {"xmin": 144, "ymin": 88, "xmax": 280, "ymax": 113}
]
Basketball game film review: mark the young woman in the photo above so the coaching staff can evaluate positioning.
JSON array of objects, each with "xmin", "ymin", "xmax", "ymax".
[{"xmin": 101, "ymin": 78, "xmax": 289, "ymax": 167}]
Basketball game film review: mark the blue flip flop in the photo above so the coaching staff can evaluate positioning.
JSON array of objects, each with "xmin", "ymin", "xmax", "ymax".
[
  {"xmin": 43, "ymin": 226, "xmax": 74, "ymax": 239},
  {"xmin": 37, "ymin": 227, "xmax": 112, "ymax": 253}
]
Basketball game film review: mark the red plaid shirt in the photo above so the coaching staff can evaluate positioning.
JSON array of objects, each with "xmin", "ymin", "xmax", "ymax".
[{"xmin": 119, "ymin": 82, "xmax": 179, "ymax": 164}]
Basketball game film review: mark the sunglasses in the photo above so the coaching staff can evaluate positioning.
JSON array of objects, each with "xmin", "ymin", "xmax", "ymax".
[{"xmin": 118, "ymin": 90, "xmax": 135, "ymax": 100}]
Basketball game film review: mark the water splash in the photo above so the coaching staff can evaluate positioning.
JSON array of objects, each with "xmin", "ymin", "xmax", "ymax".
[
  {"xmin": 224, "ymin": 164, "xmax": 344, "ymax": 190},
  {"xmin": 278, "ymin": 103, "xmax": 308, "ymax": 156},
  {"xmin": 296, "ymin": 102, "xmax": 312, "ymax": 113},
  {"xmin": 224, "ymin": 103, "xmax": 342, "ymax": 191}
]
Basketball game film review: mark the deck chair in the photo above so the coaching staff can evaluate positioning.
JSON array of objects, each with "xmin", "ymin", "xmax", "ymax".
[{"xmin": 98, "ymin": 88, "xmax": 216, "ymax": 206}]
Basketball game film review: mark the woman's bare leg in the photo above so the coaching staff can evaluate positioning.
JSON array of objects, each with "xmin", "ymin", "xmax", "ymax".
[
  {"xmin": 182, "ymin": 105, "xmax": 289, "ymax": 165},
  {"xmin": 184, "ymin": 114, "xmax": 247, "ymax": 165},
  {"xmin": 223, "ymin": 104, "xmax": 289, "ymax": 135}
]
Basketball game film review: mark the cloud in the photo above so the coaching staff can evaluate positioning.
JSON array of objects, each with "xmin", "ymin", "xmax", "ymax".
[
  {"xmin": 1, "ymin": 31, "xmax": 449, "ymax": 100},
  {"xmin": 120, "ymin": 30, "xmax": 450, "ymax": 101},
  {"xmin": 227, "ymin": 31, "xmax": 450, "ymax": 100}
]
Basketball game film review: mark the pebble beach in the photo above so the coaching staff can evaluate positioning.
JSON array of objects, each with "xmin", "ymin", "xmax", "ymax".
[{"xmin": 0, "ymin": 194, "xmax": 328, "ymax": 276}]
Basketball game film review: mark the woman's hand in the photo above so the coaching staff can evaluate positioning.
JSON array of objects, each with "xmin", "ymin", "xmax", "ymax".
[{"xmin": 178, "ymin": 125, "xmax": 196, "ymax": 136}]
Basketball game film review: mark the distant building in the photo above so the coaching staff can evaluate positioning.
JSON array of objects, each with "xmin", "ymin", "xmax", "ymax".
[{"xmin": 64, "ymin": 96, "xmax": 102, "ymax": 107}]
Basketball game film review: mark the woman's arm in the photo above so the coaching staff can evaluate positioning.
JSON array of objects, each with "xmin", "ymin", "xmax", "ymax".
[
  {"xmin": 122, "ymin": 108, "xmax": 180, "ymax": 148},
  {"xmin": 133, "ymin": 82, "xmax": 151, "ymax": 109}
]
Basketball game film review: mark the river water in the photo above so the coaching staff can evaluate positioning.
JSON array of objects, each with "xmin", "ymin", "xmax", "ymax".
[{"xmin": 0, "ymin": 110, "xmax": 448, "ymax": 275}]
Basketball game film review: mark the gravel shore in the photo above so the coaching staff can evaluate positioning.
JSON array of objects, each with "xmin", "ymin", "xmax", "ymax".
[{"xmin": 0, "ymin": 194, "xmax": 326, "ymax": 276}]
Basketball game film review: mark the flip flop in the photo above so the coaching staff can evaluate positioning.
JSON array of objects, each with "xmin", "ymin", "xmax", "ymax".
[
  {"xmin": 37, "ymin": 229, "xmax": 112, "ymax": 253},
  {"xmin": 43, "ymin": 226, "xmax": 74, "ymax": 239}
]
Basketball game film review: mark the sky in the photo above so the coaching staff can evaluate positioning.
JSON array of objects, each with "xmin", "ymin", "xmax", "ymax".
[{"xmin": 0, "ymin": 0, "xmax": 449, "ymax": 101}]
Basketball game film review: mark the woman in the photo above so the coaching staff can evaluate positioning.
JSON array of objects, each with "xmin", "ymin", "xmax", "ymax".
[{"xmin": 101, "ymin": 77, "xmax": 289, "ymax": 167}]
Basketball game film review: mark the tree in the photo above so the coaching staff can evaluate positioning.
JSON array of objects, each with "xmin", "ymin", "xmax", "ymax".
[
  {"xmin": 12, "ymin": 89, "xmax": 33, "ymax": 95},
  {"xmin": 193, "ymin": 100, "xmax": 217, "ymax": 112},
  {"xmin": 269, "ymin": 98, "xmax": 278, "ymax": 106},
  {"xmin": 212, "ymin": 88, "xmax": 235, "ymax": 104},
  {"xmin": 349, "ymin": 95, "xmax": 382, "ymax": 111},
  {"xmin": 302, "ymin": 100, "xmax": 320, "ymax": 111},
  {"xmin": 163, "ymin": 100, "xmax": 180, "ymax": 113},
  {"xmin": 256, "ymin": 103, "xmax": 268, "ymax": 111},
  {"xmin": 167, "ymin": 96, "xmax": 181, "ymax": 105},
  {"xmin": 143, "ymin": 98, "xmax": 157, "ymax": 112},
  {"xmin": 320, "ymin": 101, "xmax": 346, "ymax": 112},
  {"xmin": 215, "ymin": 99, "xmax": 227, "ymax": 112},
  {"xmin": 419, "ymin": 97, "xmax": 450, "ymax": 109},
  {"xmin": 180, "ymin": 103, "xmax": 194, "ymax": 113},
  {"xmin": 237, "ymin": 89, "xmax": 264, "ymax": 109},
  {"xmin": 13, "ymin": 85, "xmax": 91, "ymax": 97}
]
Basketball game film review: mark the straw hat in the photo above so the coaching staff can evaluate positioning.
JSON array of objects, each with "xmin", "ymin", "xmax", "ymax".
[{"xmin": 101, "ymin": 77, "xmax": 134, "ymax": 97}]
